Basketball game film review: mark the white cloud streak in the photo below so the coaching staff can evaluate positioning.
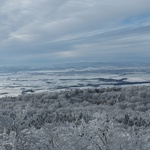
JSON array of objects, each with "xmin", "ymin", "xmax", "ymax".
[{"xmin": 0, "ymin": 0, "xmax": 150, "ymax": 65}]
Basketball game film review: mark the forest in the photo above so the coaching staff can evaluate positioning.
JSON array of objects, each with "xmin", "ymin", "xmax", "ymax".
[{"xmin": 0, "ymin": 86, "xmax": 150, "ymax": 150}]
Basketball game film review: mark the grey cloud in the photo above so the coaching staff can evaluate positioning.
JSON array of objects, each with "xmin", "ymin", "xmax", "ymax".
[{"xmin": 0, "ymin": 0, "xmax": 150, "ymax": 65}]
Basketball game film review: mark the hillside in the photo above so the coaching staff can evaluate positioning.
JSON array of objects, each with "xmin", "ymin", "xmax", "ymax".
[{"xmin": 0, "ymin": 86, "xmax": 150, "ymax": 150}]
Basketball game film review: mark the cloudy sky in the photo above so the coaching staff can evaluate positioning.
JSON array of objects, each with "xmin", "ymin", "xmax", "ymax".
[{"xmin": 0, "ymin": 0, "xmax": 150, "ymax": 65}]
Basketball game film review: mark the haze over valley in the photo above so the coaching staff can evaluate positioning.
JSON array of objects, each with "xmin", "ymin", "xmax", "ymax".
[{"xmin": 0, "ymin": 62, "xmax": 150, "ymax": 98}]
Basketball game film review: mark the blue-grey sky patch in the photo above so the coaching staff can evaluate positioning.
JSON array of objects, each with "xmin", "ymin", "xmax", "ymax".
[{"xmin": 0, "ymin": 0, "xmax": 150, "ymax": 65}]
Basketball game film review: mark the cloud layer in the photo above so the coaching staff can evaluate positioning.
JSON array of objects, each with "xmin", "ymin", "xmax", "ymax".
[{"xmin": 0, "ymin": 0, "xmax": 150, "ymax": 65}]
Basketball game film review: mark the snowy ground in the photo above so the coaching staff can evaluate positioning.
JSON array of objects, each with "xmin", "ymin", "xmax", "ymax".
[{"xmin": 0, "ymin": 63, "xmax": 150, "ymax": 97}]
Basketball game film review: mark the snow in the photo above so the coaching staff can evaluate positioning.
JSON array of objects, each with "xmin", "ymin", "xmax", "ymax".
[{"xmin": 0, "ymin": 65, "xmax": 150, "ymax": 98}]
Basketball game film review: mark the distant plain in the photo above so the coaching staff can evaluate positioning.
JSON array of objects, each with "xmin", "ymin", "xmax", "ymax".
[{"xmin": 0, "ymin": 62, "xmax": 150, "ymax": 97}]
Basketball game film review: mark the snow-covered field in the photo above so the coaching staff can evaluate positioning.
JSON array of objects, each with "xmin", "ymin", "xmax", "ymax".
[{"xmin": 0, "ymin": 63, "xmax": 150, "ymax": 97}]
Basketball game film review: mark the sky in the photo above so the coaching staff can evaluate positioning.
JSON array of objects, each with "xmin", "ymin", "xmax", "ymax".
[{"xmin": 0, "ymin": 0, "xmax": 150, "ymax": 65}]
